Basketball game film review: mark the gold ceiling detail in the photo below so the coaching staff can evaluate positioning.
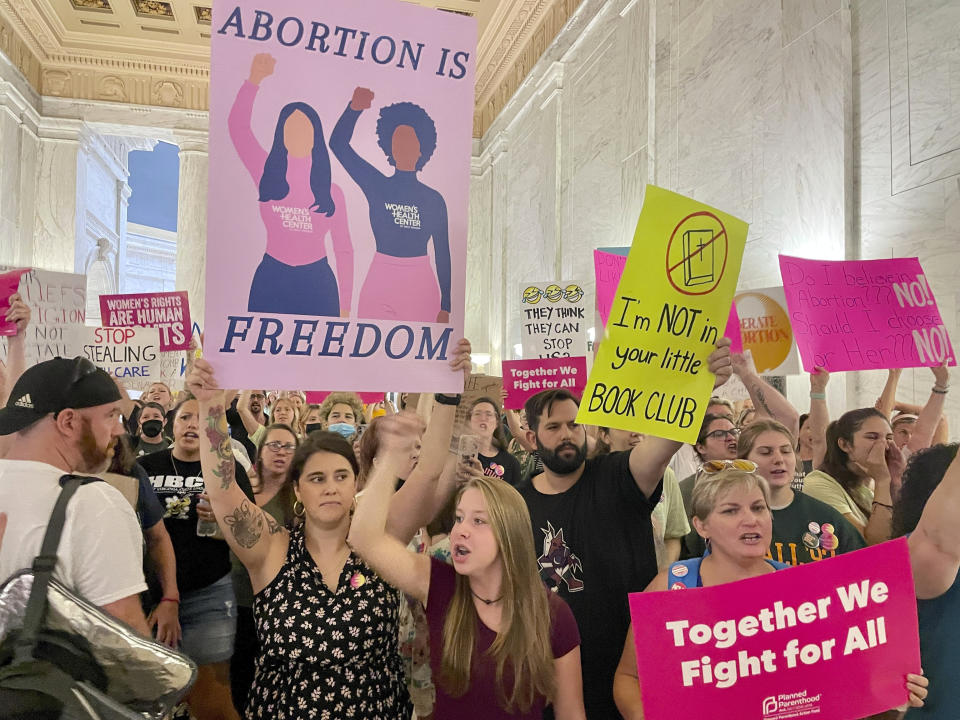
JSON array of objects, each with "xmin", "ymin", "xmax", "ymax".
[{"xmin": 0, "ymin": 0, "xmax": 573, "ymax": 137}]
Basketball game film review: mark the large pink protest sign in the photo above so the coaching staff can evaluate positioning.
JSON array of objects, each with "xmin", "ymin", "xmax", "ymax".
[
  {"xmin": 630, "ymin": 540, "xmax": 919, "ymax": 720},
  {"xmin": 502, "ymin": 356, "xmax": 587, "ymax": 410},
  {"xmin": 594, "ymin": 249, "xmax": 628, "ymax": 328},
  {"xmin": 205, "ymin": 0, "xmax": 475, "ymax": 392},
  {"xmin": 305, "ymin": 390, "xmax": 384, "ymax": 405},
  {"xmin": 100, "ymin": 291, "xmax": 191, "ymax": 352},
  {"xmin": 779, "ymin": 256, "xmax": 956, "ymax": 372}
]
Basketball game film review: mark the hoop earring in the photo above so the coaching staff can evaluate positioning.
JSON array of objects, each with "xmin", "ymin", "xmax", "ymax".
[
  {"xmin": 350, "ymin": 496, "xmax": 358, "ymax": 516},
  {"xmin": 293, "ymin": 500, "xmax": 305, "ymax": 518}
]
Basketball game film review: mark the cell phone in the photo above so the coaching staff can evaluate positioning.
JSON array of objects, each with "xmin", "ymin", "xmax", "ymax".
[{"xmin": 458, "ymin": 434, "xmax": 480, "ymax": 464}]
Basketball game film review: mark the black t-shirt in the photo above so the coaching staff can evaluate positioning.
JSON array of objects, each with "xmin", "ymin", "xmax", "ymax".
[
  {"xmin": 478, "ymin": 447, "xmax": 523, "ymax": 487},
  {"xmin": 769, "ymin": 491, "xmax": 866, "ymax": 565},
  {"xmin": 138, "ymin": 450, "xmax": 254, "ymax": 594},
  {"xmin": 519, "ymin": 451, "xmax": 662, "ymax": 720}
]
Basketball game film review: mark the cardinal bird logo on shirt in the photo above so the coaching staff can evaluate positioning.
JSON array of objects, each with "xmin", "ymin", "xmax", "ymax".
[{"xmin": 538, "ymin": 522, "xmax": 584, "ymax": 593}]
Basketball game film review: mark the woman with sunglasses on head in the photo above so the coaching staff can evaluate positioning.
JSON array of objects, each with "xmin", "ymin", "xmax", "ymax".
[
  {"xmin": 613, "ymin": 464, "xmax": 927, "ymax": 719},
  {"xmin": 678, "ymin": 413, "xmax": 740, "ymax": 558},
  {"xmin": 185, "ymin": 339, "xmax": 471, "ymax": 720},
  {"xmin": 739, "ymin": 419, "xmax": 864, "ymax": 566},
  {"xmin": 229, "ymin": 424, "xmax": 300, "ymax": 713}
]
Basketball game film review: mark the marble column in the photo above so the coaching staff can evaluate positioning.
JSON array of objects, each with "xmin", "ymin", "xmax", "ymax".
[
  {"xmin": 0, "ymin": 82, "xmax": 26, "ymax": 261},
  {"xmin": 29, "ymin": 119, "xmax": 84, "ymax": 273},
  {"xmin": 174, "ymin": 132, "xmax": 209, "ymax": 326}
]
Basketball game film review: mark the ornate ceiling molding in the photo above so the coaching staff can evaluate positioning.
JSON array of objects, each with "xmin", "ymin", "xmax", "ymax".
[{"xmin": 1, "ymin": 0, "xmax": 580, "ymax": 135}]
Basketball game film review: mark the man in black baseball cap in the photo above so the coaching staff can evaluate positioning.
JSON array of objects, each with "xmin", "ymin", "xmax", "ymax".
[{"xmin": 0, "ymin": 356, "xmax": 149, "ymax": 634}]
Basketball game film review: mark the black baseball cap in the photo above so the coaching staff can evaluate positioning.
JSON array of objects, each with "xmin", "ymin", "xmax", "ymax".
[{"xmin": 0, "ymin": 357, "xmax": 123, "ymax": 435}]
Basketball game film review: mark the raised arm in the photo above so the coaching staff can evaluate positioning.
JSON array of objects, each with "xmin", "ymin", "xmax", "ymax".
[
  {"xmin": 237, "ymin": 389, "xmax": 265, "ymax": 435},
  {"xmin": 629, "ymin": 339, "xmax": 732, "ymax": 498},
  {"xmin": 348, "ymin": 413, "xmax": 432, "ymax": 605},
  {"xmin": 386, "ymin": 339, "xmax": 470, "ymax": 542},
  {"xmin": 731, "ymin": 351, "xmax": 799, "ymax": 437},
  {"xmin": 329, "ymin": 88, "xmax": 385, "ymax": 189},
  {"xmin": 875, "ymin": 368, "xmax": 902, "ymax": 419},
  {"xmin": 187, "ymin": 360, "xmax": 287, "ymax": 583},
  {"xmin": 1, "ymin": 292, "xmax": 29, "ymax": 407},
  {"xmin": 806, "ymin": 366, "xmax": 830, "ymax": 467},
  {"xmin": 328, "ymin": 183, "xmax": 355, "ymax": 317},
  {"xmin": 228, "ymin": 53, "xmax": 275, "ymax": 184},
  {"xmin": 907, "ymin": 363, "xmax": 950, "ymax": 455},
  {"xmin": 909, "ymin": 445, "xmax": 960, "ymax": 599}
]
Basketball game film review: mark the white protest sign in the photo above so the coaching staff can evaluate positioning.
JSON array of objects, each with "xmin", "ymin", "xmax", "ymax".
[{"xmin": 519, "ymin": 281, "xmax": 587, "ymax": 358}]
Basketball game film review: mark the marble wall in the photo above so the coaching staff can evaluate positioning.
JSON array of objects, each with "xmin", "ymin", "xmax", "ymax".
[{"xmin": 469, "ymin": 0, "xmax": 960, "ymax": 434}]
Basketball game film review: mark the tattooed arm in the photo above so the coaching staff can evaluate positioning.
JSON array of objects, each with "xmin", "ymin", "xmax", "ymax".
[
  {"xmin": 187, "ymin": 359, "xmax": 288, "ymax": 591},
  {"xmin": 731, "ymin": 351, "xmax": 800, "ymax": 437}
]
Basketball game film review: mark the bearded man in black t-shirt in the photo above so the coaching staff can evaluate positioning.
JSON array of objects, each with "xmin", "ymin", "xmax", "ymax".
[{"xmin": 518, "ymin": 341, "xmax": 732, "ymax": 719}]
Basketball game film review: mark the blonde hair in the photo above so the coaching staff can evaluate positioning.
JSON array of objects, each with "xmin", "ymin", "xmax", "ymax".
[
  {"xmin": 269, "ymin": 397, "xmax": 300, "ymax": 430},
  {"xmin": 299, "ymin": 403, "xmax": 322, "ymax": 435},
  {"xmin": 440, "ymin": 476, "xmax": 555, "ymax": 712},
  {"xmin": 691, "ymin": 468, "xmax": 772, "ymax": 522}
]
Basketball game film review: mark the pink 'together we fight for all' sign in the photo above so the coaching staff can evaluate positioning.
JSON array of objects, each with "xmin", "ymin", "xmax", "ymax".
[
  {"xmin": 594, "ymin": 248, "xmax": 742, "ymax": 350},
  {"xmin": 630, "ymin": 539, "xmax": 920, "ymax": 720},
  {"xmin": 99, "ymin": 291, "xmax": 191, "ymax": 352},
  {"xmin": 778, "ymin": 256, "xmax": 956, "ymax": 372},
  {"xmin": 501, "ymin": 356, "xmax": 587, "ymax": 410}
]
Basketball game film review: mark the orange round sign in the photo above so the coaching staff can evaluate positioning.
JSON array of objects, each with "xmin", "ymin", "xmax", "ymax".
[{"xmin": 734, "ymin": 292, "xmax": 793, "ymax": 373}]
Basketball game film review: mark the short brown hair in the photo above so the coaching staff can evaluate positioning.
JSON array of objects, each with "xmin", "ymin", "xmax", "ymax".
[
  {"xmin": 523, "ymin": 389, "xmax": 580, "ymax": 433},
  {"xmin": 691, "ymin": 469, "xmax": 771, "ymax": 521}
]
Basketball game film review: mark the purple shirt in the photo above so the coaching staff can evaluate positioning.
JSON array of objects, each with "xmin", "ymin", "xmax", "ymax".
[{"xmin": 426, "ymin": 558, "xmax": 580, "ymax": 719}]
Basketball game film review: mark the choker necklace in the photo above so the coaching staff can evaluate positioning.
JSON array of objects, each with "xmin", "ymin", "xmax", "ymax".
[{"xmin": 471, "ymin": 589, "xmax": 503, "ymax": 606}]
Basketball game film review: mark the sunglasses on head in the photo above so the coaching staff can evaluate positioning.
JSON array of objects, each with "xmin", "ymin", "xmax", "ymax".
[{"xmin": 697, "ymin": 458, "xmax": 758, "ymax": 477}]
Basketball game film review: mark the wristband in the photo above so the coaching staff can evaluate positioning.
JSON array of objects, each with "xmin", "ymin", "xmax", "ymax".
[
  {"xmin": 809, "ymin": 392, "xmax": 826, "ymax": 400},
  {"xmin": 932, "ymin": 385, "xmax": 949, "ymax": 395},
  {"xmin": 871, "ymin": 501, "xmax": 893, "ymax": 510},
  {"xmin": 159, "ymin": 597, "xmax": 180, "ymax": 604},
  {"xmin": 434, "ymin": 393, "xmax": 461, "ymax": 406}
]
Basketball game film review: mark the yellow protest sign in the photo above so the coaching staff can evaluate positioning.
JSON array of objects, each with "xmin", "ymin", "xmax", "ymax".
[{"xmin": 577, "ymin": 185, "xmax": 748, "ymax": 443}]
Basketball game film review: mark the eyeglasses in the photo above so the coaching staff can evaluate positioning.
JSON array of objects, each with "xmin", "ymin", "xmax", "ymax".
[
  {"xmin": 697, "ymin": 458, "xmax": 758, "ymax": 477},
  {"xmin": 263, "ymin": 441, "xmax": 297, "ymax": 454},
  {"xmin": 704, "ymin": 428, "xmax": 741, "ymax": 441},
  {"xmin": 249, "ymin": 393, "xmax": 266, "ymax": 401}
]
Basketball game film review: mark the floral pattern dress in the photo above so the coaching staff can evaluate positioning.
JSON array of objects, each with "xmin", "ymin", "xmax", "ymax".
[{"xmin": 247, "ymin": 527, "xmax": 412, "ymax": 720}]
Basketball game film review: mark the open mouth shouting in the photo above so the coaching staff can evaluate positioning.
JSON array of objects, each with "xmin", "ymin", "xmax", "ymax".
[
  {"xmin": 740, "ymin": 532, "xmax": 763, "ymax": 545},
  {"xmin": 453, "ymin": 543, "xmax": 471, "ymax": 564}
]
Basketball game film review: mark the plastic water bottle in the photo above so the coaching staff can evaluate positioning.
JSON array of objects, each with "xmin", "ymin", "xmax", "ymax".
[{"xmin": 196, "ymin": 496, "xmax": 223, "ymax": 539}]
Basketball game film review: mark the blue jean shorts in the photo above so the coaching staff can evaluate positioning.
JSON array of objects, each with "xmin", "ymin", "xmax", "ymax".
[{"xmin": 179, "ymin": 573, "xmax": 237, "ymax": 666}]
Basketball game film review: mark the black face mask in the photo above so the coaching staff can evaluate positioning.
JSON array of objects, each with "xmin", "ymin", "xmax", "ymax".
[
  {"xmin": 305, "ymin": 423, "xmax": 324, "ymax": 436},
  {"xmin": 141, "ymin": 419, "xmax": 164, "ymax": 439}
]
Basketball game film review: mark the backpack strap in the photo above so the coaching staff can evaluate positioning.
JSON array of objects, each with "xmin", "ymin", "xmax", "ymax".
[{"xmin": 13, "ymin": 475, "xmax": 85, "ymax": 660}]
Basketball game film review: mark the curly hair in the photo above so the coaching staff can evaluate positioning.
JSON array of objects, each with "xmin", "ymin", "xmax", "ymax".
[
  {"xmin": 892, "ymin": 443, "xmax": 959, "ymax": 537},
  {"xmin": 376, "ymin": 102, "xmax": 437, "ymax": 171},
  {"xmin": 318, "ymin": 392, "xmax": 364, "ymax": 426}
]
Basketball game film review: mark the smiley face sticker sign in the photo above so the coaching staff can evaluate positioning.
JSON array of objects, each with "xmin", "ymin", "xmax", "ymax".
[{"xmin": 518, "ymin": 280, "xmax": 588, "ymax": 359}]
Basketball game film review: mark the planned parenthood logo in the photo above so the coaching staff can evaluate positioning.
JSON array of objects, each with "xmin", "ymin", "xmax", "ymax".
[{"xmin": 762, "ymin": 690, "xmax": 823, "ymax": 719}]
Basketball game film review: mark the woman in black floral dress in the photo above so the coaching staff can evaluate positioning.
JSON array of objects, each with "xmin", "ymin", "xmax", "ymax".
[{"xmin": 185, "ymin": 343, "xmax": 470, "ymax": 719}]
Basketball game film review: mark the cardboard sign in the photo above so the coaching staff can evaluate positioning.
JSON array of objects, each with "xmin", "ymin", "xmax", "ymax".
[
  {"xmin": 0, "ymin": 266, "xmax": 86, "ymax": 367},
  {"xmin": 205, "ymin": 0, "xmax": 476, "ymax": 393},
  {"xmin": 99, "ymin": 291, "xmax": 192, "ymax": 352},
  {"xmin": 75, "ymin": 326, "xmax": 184, "ymax": 390},
  {"xmin": 630, "ymin": 540, "xmax": 920, "ymax": 720},
  {"xmin": 779, "ymin": 256, "xmax": 956, "ymax": 372},
  {"xmin": 519, "ymin": 281, "xmax": 587, "ymax": 358},
  {"xmin": 594, "ymin": 248, "xmax": 629, "ymax": 328},
  {"xmin": 734, "ymin": 286, "xmax": 801, "ymax": 376},
  {"xmin": 577, "ymin": 186, "xmax": 748, "ymax": 443},
  {"xmin": 502, "ymin": 357, "xmax": 587, "ymax": 410}
]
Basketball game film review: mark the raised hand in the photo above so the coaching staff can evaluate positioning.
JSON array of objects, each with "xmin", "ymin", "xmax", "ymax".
[
  {"xmin": 852, "ymin": 438, "xmax": 890, "ymax": 481},
  {"xmin": 810, "ymin": 365, "xmax": 830, "ymax": 393},
  {"xmin": 350, "ymin": 87, "xmax": 374, "ymax": 111},
  {"xmin": 186, "ymin": 357, "xmax": 226, "ymax": 404},
  {"xmin": 248, "ymin": 53, "xmax": 276, "ymax": 85},
  {"xmin": 708, "ymin": 337, "xmax": 733, "ymax": 389},
  {"xmin": 5, "ymin": 293, "xmax": 30, "ymax": 335},
  {"xmin": 932, "ymin": 361, "xmax": 950, "ymax": 389},
  {"xmin": 449, "ymin": 337, "xmax": 472, "ymax": 385}
]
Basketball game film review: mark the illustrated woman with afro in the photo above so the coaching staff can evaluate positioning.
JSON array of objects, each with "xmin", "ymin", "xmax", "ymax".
[
  {"xmin": 229, "ymin": 53, "xmax": 354, "ymax": 317},
  {"xmin": 330, "ymin": 87, "xmax": 451, "ymax": 323}
]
